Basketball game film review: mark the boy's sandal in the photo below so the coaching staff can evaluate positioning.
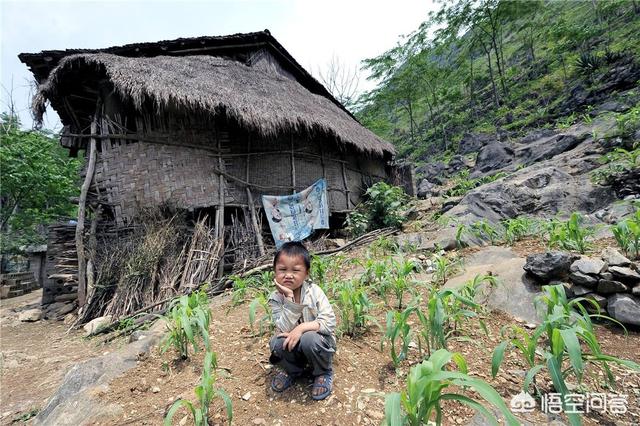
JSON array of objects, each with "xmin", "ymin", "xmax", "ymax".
[
  {"xmin": 311, "ymin": 372, "xmax": 333, "ymax": 400},
  {"xmin": 271, "ymin": 370, "xmax": 294, "ymax": 393}
]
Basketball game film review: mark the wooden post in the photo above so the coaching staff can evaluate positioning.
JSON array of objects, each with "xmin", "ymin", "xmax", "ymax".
[
  {"xmin": 246, "ymin": 134, "xmax": 265, "ymax": 256},
  {"xmin": 76, "ymin": 103, "xmax": 101, "ymax": 307},
  {"xmin": 290, "ymin": 132, "xmax": 296, "ymax": 194},
  {"xmin": 216, "ymin": 129, "xmax": 225, "ymax": 276},
  {"xmin": 341, "ymin": 159, "xmax": 351, "ymax": 209}
]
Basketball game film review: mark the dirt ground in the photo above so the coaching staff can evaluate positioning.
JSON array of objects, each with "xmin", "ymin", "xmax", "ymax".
[
  {"xmin": 97, "ymin": 252, "xmax": 640, "ymax": 426},
  {"xmin": 2, "ymin": 242, "xmax": 640, "ymax": 426},
  {"xmin": 0, "ymin": 290, "xmax": 103, "ymax": 424}
]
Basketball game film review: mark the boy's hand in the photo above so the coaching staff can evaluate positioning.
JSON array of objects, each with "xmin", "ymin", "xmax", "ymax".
[
  {"xmin": 278, "ymin": 327, "xmax": 303, "ymax": 351},
  {"xmin": 273, "ymin": 278, "xmax": 294, "ymax": 300}
]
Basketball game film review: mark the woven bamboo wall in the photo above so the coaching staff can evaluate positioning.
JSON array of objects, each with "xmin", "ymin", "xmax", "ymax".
[{"xmin": 91, "ymin": 115, "xmax": 388, "ymax": 225}]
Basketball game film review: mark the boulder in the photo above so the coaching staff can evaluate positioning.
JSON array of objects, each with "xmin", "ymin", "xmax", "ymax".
[
  {"xmin": 607, "ymin": 294, "xmax": 640, "ymax": 326},
  {"xmin": 601, "ymin": 248, "xmax": 631, "ymax": 267},
  {"xmin": 458, "ymin": 132, "xmax": 495, "ymax": 155},
  {"xmin": 447, "ymin": 155, "xmax": 467, "ymax": 173},
  {"xmin": 19, "ymin": 308, "xmax": 43, "ymax": 322},
  {"xmin": 83, "ymin": 315, "xmax": 113, "ymax": 336},
  {"xmin": 416, "ymin": 179, "xmax": 435, "ymax": 199},
  {"xmin": 569, "ymin": 271, "xmax": 599, "ymax": 287},
  {"xmin": 633, "ymin": 285, "xmax": 640, "ymax": 296},
  {"xmin": 600, "ymin": 271, "xmax": 614, "ymax": 281},
  {"xmin": 597, "ymin": 280, "xmax": 628, "ymax": 294},
  {"xmin": 415, "ymin": 162, "xmax": 446, "ymax": 185},
  {"xmin": 518, "ymin": 134, "xmax": 583, "ymax": 166},
  {"xmin": 570, "ymin": 258, "xmax": 607, "ymax": 275},
  {"xmin": 608, "ymin": 266, "xmax": 640, "ymax": 282},
  {"xmin": 472, "ymin": 142, "xmax": 515, "ymax": 175},
  {"xmin": 523, "ymin": 252, "xmax": 579, "ymax": 281}
]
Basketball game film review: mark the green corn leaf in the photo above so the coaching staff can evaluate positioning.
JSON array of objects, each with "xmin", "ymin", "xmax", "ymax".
[
  {"xmin": 523, "ymin": 364, "xmax": 545, "ymax": 392},
  {"xmin": 559, "ymin": 328, "xmax": 583, "ymax": 382},
  {"xmin": 384, "ymin": 392, "xmax": 403, "ymax": 426},
  {"xmin": 164, "ymin": 399, "xmax": 195, "ymax": 426},
  {"xmin": 491, "ymin": 341, "xmax": 508, "ymax": 378},
  {"xmin": 217, "ymin": 388, "xmax": 234, "ymax": 425}
]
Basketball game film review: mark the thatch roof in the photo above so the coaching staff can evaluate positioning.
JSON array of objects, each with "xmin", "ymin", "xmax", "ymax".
[{"xmin": 33, "ymin": 53, "xmax": 395, "ymax": 156}]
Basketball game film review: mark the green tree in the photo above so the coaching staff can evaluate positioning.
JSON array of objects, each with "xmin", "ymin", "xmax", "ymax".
[{"xmin": 0, "ymin": 113, "xmax": 80, "ymax": 252}]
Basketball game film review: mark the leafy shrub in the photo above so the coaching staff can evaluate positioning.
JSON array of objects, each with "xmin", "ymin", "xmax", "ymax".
[
  {"xmin": 443, "ymin": 170, "xmax": 506, "ymax": 198},
  {"xmin": 346, "ymin": 182, "xmax": 411, "ymax": 237},
  {"xmin": 161, "ymin": 291, "xmax": 211, "ymax": 359},
  {"xmin": 575, "ymin": 52, "xmax": 603, "ymax": 76},
  {"xmin": 592, "ymin": 141, "xmax": 640, "ymax": 184},
  {"xmin": 164, "ymin": 351, "xmax": 233, "ymax": 426},
  {"xmin": 384, "ymin": 349, "xmax": 520, "ymax": 426}
]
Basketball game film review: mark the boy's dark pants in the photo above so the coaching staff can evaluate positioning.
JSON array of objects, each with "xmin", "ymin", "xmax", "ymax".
[{"xmin": 269, "ymin": 331, "xmax": 336, "ymax": 376}]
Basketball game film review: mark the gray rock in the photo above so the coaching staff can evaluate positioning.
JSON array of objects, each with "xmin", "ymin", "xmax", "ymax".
[
  {"xmin": 447, "ymin": 155, "xmax": 467, "ymax": 172},
  {"xmin": 607, "ymin": 294, "xmax": 640, "ymax": 326},
  {"xmin": 54, "ymin": 293, "xmax": 78, "ymax": 302},
  {"xmin": 585, "ymin": 293, "xmax": 608, "ymax": 310},
  {"xmin": 518, "ymin": 134, "xmax": 583, "ymax": 166},
  {"xmin": 601, "ymin": 248, "xmax": 631, "ymax": 267},
  {"xmin": 33, "ymin": 323, "xmax": 165, "ymax": 425},
  {"xmin": 523, "ymin": 252, "xmax": 579, "ymax": 281},
  {"xmin": 458, "ymin": 132, "xmax": 495, "ymax": 155},
  {"xmin": 608, "ymin": 266, "xmax": 640, "ymax": 282},
  {"xmin": 55, "ymin": 302, "xmax": 76, "ymax": 317},
  {"xmin": 18, "ymin": 308, "xmax": 43, "ymax": 322},
  {"xmin": 570, "ymin": 258, "xmax": 607, "ymax": 275},
  {"xmin": 600, "ymin": 271, "xmax": 614, "ymax": 280},
  {"xmin": 44, "ymin": 302, "xmax": 67, "ymax": 313},
  {"xmin": 570, "ymin": 285, "xmax": 592, "ymax": 296},
  {"xmin": 415, "ymin": 162, "xmax": 446, "ymax": 185},
  {"xmin": 416, "ymin": 179, "xmax": 435, "ymax": 199},
  {"xmin": 472, "ymin": 142, "xmax": 515, "ymax": 175},
  {"xmin": 569, "ymin": 271, "xmax": 599, "ymax": 287},
  {"xmin": 83, "ymin": 315, "xmax": 113, "ymax": 336},
  {"xmin": 632, "ymin": 285, "xmax": 640, "ymax": 296},
  {"xmin": 597, "ymin": 280, "xmax": 629, "ymax": 294}
]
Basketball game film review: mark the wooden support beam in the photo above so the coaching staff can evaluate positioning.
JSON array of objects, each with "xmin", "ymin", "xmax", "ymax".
[
  {"xmin": 246, "ymin": 134, "xmax": 265, "ymax": 256},
  {"xmin": 76, "ymin": 101, "xmax": 101, "ymax": 307}
]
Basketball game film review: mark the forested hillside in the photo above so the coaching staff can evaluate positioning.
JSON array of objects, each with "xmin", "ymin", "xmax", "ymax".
[{"xmin": 357, "ymin": 0, "xmax": 640, "ymax": 162}]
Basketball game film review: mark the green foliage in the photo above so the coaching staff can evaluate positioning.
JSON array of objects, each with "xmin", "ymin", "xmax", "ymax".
[
  {"xmin": 248, "ymin": 294, "xmax": 274, "ymax": 337},
  {"xmin": 164, "ymin": 351, "xmax": 232, "ymax": 426},
  {"xmin": 384, "ymin": 349, "xmax": 520, "ymax": 426},
  {"xmin": 356, "ymin": 0, "xmax": 640, "ymax": 163},
  {"xmin": 501, "ymin": 217, "xmax": 539, "ymax": 245},
  {"xmin": 0, "ymin": 113, "xmax": 81, "ymax": 252},
  {"xmin": 431, "ymin": 253, "xmax": 460, "ymax": 286},
  {"xmin": 469, "ymin": 220, "xmax": 502, "ymax": 245},
  {"xmin": 547, "ymin": 213, "xmax": 595, "ymax": 254},
  {"xmin": 491, "ymin": 284, "xmax": 640, "ymax": 426},
  {"xmin": 382, "ymin": 307, "xmax": 415, "ymax": 368},
  {"xmin": 592, "ymin": 140, "xmax": 640, "ymax": 184},
  {"xmin": 346, "ymin": 182, "xmax": 411, "ymax": 237},
  {"xmin": 443, "ymin": 171, "xmax": 506, "ymax": 198},
  {"xmin": 388, "ymin": 258, "xmax": 419, "ymax": 309},
  {"xmin": 611, "ymin": 207, "xmax": 640, "ymax": 259},
  {"xmin": 333, "ymin": 280, "xmax": 376, "ymax": 336},
  {"xmin": 161, "ymin": 291, "xmax": 211, "ymax": 359}
]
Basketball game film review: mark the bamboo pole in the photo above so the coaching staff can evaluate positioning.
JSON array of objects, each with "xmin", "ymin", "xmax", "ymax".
[
  {"xmin": 76, "ymin": 102, "xmax": 101, "ymax": 307},
  {"xmin": 341, "ymin": 159, "xmax": 351, "ymax": 209},
  {"xmin": 290, "ymin": 132, "xmax": 296, "ymax": 194},
  {"xmin": 216, "ymin": 129, "xmax": 225, "ymax": 276},
  {"xmin": 245, "ymin": 134, "xmax": 265, "ymax": 256}
]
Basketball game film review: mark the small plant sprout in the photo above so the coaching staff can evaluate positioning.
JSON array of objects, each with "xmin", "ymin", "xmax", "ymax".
[
  {"xmin": 547, "ymin": 212, "xmax": 595, "ymax": 254},
  {"xmin": 164, "ymin": 351, "xmax": 233, "ymax": 426},
  {"xmin": 248, "ymin": 294, "xmax": 275, "ymax": 337},
  {"xmin": 334, "ymin": 279, "xmax": 376, "ymax": 336},
  {"xmin": 384, "ymin": 349, "xmax": 520, "ymax": 426},
  {"xmin": 161, "ymin": 291, "xmax": 211, "ymax": 360}
]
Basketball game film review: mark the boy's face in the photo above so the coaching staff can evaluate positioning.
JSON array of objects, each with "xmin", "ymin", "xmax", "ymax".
[{"xmin": 275, "ymin": 253, "xmax": 309, "ymax": 292}]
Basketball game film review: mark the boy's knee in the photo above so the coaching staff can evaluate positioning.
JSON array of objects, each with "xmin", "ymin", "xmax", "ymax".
[
  {"xmin": 270, "ymin": 335, "xmax": 286, "ymax": 354},
  {"xmin": 299, "ymin": 331, "xmax": 322, "ymax": 352}
]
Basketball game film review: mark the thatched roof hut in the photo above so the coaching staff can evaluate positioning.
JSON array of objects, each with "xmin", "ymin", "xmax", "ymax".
[{"xmin": 20, "ymin": 30, "xmax": 406, "ymax": 311}]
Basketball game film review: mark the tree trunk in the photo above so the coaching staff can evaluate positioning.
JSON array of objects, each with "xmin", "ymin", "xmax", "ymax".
[{"xmin": 482, "ymin": 41, "xmax": 500, "ymax": 108}]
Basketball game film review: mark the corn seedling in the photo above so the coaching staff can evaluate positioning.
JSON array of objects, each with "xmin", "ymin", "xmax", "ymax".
[
  {"xmin": 161, "ymin": 291, "xmax": 211, "ymax": 359},
  {"xmin": 370, "ymin": 235, "xmax": 400, "ymax": 256},
  {"xmin": 334, "ymin": 280, "xmax": 376, "ymax": 336},
  {"xmin": 164, "ymin": 351, "xmax": 233, "ymax": 426},
  {"xmin": 611, "ymin": 208, "xmax": 640, "ymax": 259},
  {"xmin": 492, "ymin": 284, "xmax": 640, "ymax": 426},
  {"xmin": 248, "ymin": 294, "xmax": 274, "ymax": 337},
  {"xmin": 502, "ymin": 217, "xmax": 538, "ymax": 245},
  {"xmin": 229, "ymin": 275, "xmax": 257, "ymax": 308},
  {"xmin": 382, "ymin": 307, "xmax": 416, "ymax": 368},
  {"xmin": 547, "ymin": 213, "xmax": 594, "ymax": 254},
  {"xmin": 384, "ymin": 349, "xmax": 520, "ymax": 426},
  {"xmin": 431, "ymin": 254, "xmax": 459, "ymax": 286},
  {"xmin": 389, "ymin": 258, "xmax": 418, "ymax": 309},
  {"xmin": 469, "ymin": 220, "xmax": 502, "ymax": 245}
]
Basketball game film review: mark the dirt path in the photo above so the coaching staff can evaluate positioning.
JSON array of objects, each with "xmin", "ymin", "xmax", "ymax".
[{"xmin": 0, "ymin": 291, "xmax": 103, "ymax": 424}]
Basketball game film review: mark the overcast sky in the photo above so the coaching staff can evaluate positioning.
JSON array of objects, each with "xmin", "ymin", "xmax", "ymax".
[{"xmin": 1, "ymin": 0, "xmax": 435, "ymax": 130}]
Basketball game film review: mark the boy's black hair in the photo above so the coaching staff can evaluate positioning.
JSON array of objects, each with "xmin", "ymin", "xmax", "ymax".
[{"xmin": 273, "ymin": 241, "xmax": 311, "ymax": 270}]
